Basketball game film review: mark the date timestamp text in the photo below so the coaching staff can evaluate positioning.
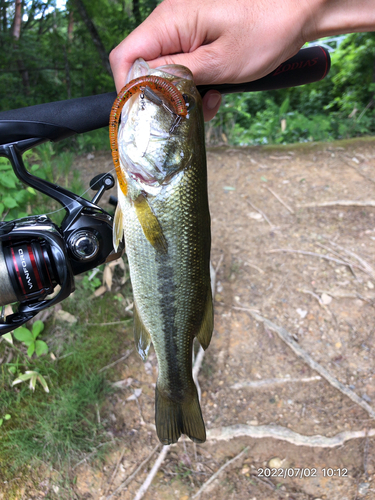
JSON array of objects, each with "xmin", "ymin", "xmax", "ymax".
[{"xmin": 257, "ymin": 467, "xmax": 348, "ymax": 479}]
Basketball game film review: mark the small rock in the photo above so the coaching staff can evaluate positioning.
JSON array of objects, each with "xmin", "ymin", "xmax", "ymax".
[
  {"xmin": 296, "ymin": 308, "xmax": 308, "ymax": 319},
  {"xmin": 248, "ymin": 212, "xmax": 263, "ymax": 220},
  {"xmin": 320, "ymin": 293, "xmax": 332, "ymax": 305},
  {"xmin": 268, "ymin": 457, "xmax": 283, "ymax": 468},
  {"xmin": 367, "ymin": 281, "xmax": 374, "ymax": 289},
  {"xmin": 241, "ymin": 466, "xmax": 250, "ymax": 474},
  {"xmin": 126, "ymin": 388, "xmax": 142, "ymax": 401},
  {"xmin": 144, "ymin": 361, "xmax": 153, "ymax": 376},
  {"xmin": 358, "ymin": 482, "xmax": 370, "ymax": 495}
]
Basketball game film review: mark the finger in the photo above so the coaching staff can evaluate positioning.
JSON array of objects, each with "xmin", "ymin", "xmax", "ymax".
[
  {"xmin": 202, "ymin": 90, "xmax": 222, "ymax": 122},
  {"xmin": 110, "ymin": 0, "xmax": 209, "ymax": 89},
  {"xmin": 109, "ymin": 25, "xmax": 166, "ymax": 91},
  {"xmin": 144, "ymin": 41, "xmax": 230, "ymax": 86},
  {"xmin": 111, "ymin": 40, "xmax": 224, "ymax": 92}
]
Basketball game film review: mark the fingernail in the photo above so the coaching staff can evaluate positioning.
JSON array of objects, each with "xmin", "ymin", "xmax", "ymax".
[{"xmin": 206, "ymin": 92, "xmax": 221, "ymax": 110}]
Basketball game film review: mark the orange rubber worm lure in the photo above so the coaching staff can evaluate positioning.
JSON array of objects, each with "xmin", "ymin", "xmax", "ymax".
[{"xmin": 109, "ymin": 76, "xmax": 188, "ymax": 196}]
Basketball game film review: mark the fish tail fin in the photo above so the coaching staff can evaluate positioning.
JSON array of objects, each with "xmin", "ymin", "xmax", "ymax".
[
  {"xmin": 181, "ymin": 391, "xmax": 206, "ymax": 444},
  {"xmin": 155, "ymin": 385, "xmax": 206, "ymax": 445}
]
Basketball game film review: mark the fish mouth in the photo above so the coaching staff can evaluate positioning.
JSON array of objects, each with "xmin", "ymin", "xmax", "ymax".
[
  {"xmin": 118, "ymin": 58, "xmax": 196, "ymax": 188},
  {"xmin": 128, "ymin": 169, "xmax": 161, "ymax": 186}
]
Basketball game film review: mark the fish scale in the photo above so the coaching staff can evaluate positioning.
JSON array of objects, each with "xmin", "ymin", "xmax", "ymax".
[{"xmin": 112, "ymin": 60, "xmax": 213, "ymax": 445}]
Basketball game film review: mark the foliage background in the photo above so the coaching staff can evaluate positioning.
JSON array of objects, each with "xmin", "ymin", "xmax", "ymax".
[{"xmin": 0, "ymin": 0, "xmax": 374, "ymax": 146}]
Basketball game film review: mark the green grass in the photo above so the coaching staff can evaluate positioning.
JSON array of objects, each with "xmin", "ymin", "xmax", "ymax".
[
  {"xmin": 0, "ymin": 258, "xmax": 133, "ymax": 499},
  {"xmin": 0, "ymin": 141, "xmax": 134, "ymax": 498}
]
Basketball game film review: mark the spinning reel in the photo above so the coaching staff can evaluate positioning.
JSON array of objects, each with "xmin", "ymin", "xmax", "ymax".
[{"xmin": 0, "ymin": 137, "xmax": 122, "ymax": 334}]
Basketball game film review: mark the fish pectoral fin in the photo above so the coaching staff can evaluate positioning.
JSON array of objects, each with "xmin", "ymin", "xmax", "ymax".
[
  {"xmin": 113, "ymin": 205, "xmax": 124, "ymax": 252},
  {"xmin": 195, "ymin": 289, "xmax": 214, "ymax": 350},
  {"xmin": 155, "ymin": 385, "xmax": 206, "ymax": 445},
  {"xmin": 133, "ymin": 194, "xmax": 168, "ymax": 254},
  {"xmin": 133, "ymin": 301, "xmax": 152, "ymax": 361}
]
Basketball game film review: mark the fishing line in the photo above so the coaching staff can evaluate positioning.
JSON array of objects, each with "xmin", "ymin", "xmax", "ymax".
[{"xmin": 36, "ymin": 167, "xmax": 118, "ymax": 218}]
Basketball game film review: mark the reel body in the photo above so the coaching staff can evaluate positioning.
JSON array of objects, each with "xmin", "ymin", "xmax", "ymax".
[{"xmin": 0, "ymin": 138, "xmax": 122, "ymax": 333}]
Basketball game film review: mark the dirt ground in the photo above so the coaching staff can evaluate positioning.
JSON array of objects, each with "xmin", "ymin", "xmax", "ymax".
[{"xmin": 55, "ymin": 138, "xmax": 375, "ymax": 499}]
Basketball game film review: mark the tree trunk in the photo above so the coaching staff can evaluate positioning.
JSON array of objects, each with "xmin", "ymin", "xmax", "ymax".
[
  {"xmin": 74, "ymin": 0, "xmax": 112, "ymax": 76},
  {"xmin": 12, "ymin": 0, "xmax": 30, "ymax": 95},
  {"xmin": 63, "ymin": 45, "xmax": 71, "ymax": 99},
  {"xmin": 1, "ymin": 0, "xmax": 8, "ymax": 33},
  {"xmin": 12, "ymin": 0, "xmax": 21, "ymax": 39},
  {"xmin": 133, "ymin": 0, "xmax": 141, "ymax": 25},
  {"xmin": 68, "ymin": 9, "xmax": 74, "ymax": 40}
]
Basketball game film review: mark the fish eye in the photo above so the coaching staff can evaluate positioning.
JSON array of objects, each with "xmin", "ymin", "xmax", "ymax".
[{"xmin": 182, "ymin": 94, "xmax": 196, "ymax": 110}]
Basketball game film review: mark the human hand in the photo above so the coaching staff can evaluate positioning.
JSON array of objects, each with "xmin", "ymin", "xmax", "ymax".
[{"xmin": 110, "ymin": 0, "xmax": 374, "ymax": 121}]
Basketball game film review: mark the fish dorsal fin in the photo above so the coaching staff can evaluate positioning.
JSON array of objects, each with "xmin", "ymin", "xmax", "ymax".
[
  {"xmin": 133, "ymin": 301, "xmax": 152, "ymax": 361},
  {"xmin": 195, "ymin": 289, "xmax": 214, "ymax": 350},
  {"xmin": 113, "ymin": 204, "xmax": 124, "ymax": 252},
  {"xmin": 133, "ymin": 194, "xmax": 168, "ymax": 254}
]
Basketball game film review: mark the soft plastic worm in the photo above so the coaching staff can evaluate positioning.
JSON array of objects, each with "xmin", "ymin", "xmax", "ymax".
[{"xmin": 109, "ymin": 76, "xmax": 188, "ymax": 196}]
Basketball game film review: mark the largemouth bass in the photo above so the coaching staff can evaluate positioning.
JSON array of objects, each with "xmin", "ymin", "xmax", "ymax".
[{"xmin": 110, "ymin": 59, "xmax": 213, "ymax": 445}]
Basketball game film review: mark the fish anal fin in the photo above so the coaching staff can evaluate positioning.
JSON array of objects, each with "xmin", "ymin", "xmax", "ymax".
[
  {"xmin": 155, "ymin": 385, "xmax": 206, "ymax": 445},
  {"xmin": 195, "ymin": 290, "xmax": 214, "ymax": 350},
  {"xmin": 113, "ymin": 205, "xmax": 124, "ymax": 252},
  {"xmin": 133, "ymin": 194, "xmax": 168, "ymax": 254},
  {"xmin": 133, "ymin": 301, "xmax": 152, "ymax": 361}
]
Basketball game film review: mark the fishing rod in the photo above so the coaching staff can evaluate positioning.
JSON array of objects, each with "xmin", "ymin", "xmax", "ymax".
[
  {"xmin": 0, "ymin": 45, "xmax": 330, "ymax": 333},
  {"xmin": 0, "ymin": 46, "xmax": 330, "ymax": 145}
]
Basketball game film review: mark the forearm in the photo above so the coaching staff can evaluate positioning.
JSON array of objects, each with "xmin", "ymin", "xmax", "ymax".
[
  {"xmin": 110, "ymin": 0, "xmax": 375, "ymax": 120},
  {"xmin": 306, "ymin": 0, "xmax": 375, "ymax": 40}
]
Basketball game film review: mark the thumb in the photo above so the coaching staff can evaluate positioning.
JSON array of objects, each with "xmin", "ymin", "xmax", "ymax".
[
  {"xmin": 145, "ymin": 43, "xmax": 225, "ymax": 86},
  {"xmin": 202, "ymin": 91, "xmax": 222, "ymax": 122},
  {"xmin": 110, "ymin": 41, "xmax": 217, "ymax": 92}
]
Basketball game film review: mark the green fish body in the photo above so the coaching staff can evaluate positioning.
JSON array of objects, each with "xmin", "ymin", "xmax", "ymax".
[{"xmin": 113, "ymin": 60, "xmax": 213, "ymax": 445}]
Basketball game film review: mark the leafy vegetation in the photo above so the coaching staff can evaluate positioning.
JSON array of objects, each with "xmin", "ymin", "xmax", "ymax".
[
  {"xmin": 0, "ymin": 263, "xmax": 133, "ymax": 491},
  {"xmin": 208, "ymin": 33, "xmax": 375, "ymax": 145},
  {"xmin": 13, "ymin": 320, "xmax": 49, "ymax": 358},
  {"xmin": 0, "ymin": 0, "xmax": 157, "ymax": 110},
  {"xmin": 1, "ymin": 2, "xmax": 374, "ymax": 147},
  {"xmin": 0, "ymin": 154, "xmax": 37, "ymax": 220}
]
